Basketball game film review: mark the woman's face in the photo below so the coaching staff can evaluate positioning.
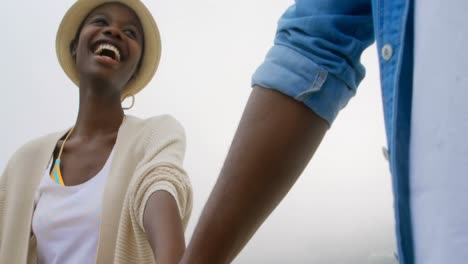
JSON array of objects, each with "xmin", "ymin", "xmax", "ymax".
[{"xmin": 73, "ymin": 3, "xmax": 144, "ymax": 92}]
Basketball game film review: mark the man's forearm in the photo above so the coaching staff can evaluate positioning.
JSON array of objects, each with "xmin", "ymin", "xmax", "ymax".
[{"xmin": 181, "ymin": 87, "xmax": 329, "ymax": 263}]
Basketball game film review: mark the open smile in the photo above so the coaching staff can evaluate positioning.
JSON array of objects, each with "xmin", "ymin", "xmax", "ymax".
[{"xmin": 91, "ymin": 40, "xmax": 124, "ymax": 63}]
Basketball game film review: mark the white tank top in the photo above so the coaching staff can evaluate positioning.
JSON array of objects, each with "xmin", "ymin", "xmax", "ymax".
[
  {"xmin": 32, "ymin": 150, "xmax": 113, "ymax": 264},
  {"xmin": 411, "ymin": 0, "xmax": 468, "ymax": 263}
]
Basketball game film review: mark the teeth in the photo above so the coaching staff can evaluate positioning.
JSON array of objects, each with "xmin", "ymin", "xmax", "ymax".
[{"xmin": 94, "ymin": 43, "xmax": 121, "ymax": 62}]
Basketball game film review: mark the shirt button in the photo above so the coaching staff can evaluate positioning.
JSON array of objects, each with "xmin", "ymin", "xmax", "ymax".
[
  {"xmin": 381, "ymin": 44, "xmax": 393, "ymax": 61},
  {"xmin": 382, "ymin": 147, "xmax": 389, "ymax": 161}
]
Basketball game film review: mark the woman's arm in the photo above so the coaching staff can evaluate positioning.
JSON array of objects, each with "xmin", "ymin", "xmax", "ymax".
[
  {"xmin": 135, "ymin": 116, "xmax": 192, "ymax": 263},
  {"xmin": 144, "ymin": 190, "xmax": 185, "ymax": 264}
]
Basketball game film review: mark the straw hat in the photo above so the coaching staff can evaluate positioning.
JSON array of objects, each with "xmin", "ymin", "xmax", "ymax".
[{"xmin": 56, "ymin": 0, "xmax": 161, "ymax": 99}]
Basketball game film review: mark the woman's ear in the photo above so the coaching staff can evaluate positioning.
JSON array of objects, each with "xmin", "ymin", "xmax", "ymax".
[{"xmin": 70, "ymin": 39, "xmax": 78, "ymax": 60}]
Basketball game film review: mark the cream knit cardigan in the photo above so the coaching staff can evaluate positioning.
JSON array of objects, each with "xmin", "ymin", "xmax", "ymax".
[{"xmin": 0, "ymin": 115, "xmax": 193, "ymax": 263}]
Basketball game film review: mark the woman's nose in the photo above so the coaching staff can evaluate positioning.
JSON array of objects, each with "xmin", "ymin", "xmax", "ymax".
[{"xmin": 103, "ymin": 27, "xmax": 123, "ymax": 40}]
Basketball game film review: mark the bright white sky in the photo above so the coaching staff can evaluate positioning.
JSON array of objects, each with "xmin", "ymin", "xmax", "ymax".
[{"xmin": 1, "ymin": 0, "xmax": 396, "ymax": 263}]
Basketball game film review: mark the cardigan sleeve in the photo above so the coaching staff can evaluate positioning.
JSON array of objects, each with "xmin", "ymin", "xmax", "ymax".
[
  {"xmin": 0, "ymin": 164, "xmax": 7, "ymax": 246},
  {"xmin": 129, "ymin": 116, "xmax": 193, "ymax": 232}
]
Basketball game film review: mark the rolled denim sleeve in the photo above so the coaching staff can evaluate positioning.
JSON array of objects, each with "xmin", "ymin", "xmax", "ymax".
[{"xmin": 252, "ymin": 0, "xmax": 374, "ymax": 124}]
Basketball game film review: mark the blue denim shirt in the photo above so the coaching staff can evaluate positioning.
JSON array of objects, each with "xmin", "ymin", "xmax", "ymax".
[{"xmin": 252, "ymin": 0, "xmax": 414, "ymax": 263}]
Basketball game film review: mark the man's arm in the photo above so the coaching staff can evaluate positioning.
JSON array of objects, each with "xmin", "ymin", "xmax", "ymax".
[
  {"xmin": 181, "ymin": 0, "xmax": 374, "ymax": 262},
  {"xmin": 181, "ymin": 87, "xmax": 329, "ymax": 263}
]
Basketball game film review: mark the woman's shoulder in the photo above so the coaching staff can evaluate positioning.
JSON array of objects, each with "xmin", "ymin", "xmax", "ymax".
[
  {"xmin": 126, "ymin": 114, "xmax": 185, "ymax": 137},
  {"xmin": 6, "ymin": 131, "xmax": 63, "ymax": 168},
  {"xmin": 1, "ymin": 132, "xmax": 63, "ymax": 188},
  {"xmin": 123, "ymin": 115, "xmax": 186, "ymax": 156}
]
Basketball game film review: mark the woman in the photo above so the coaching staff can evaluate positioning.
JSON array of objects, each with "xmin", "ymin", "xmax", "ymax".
[{"xmin": 0, "ymin": 1, "xmax": 192, "ymax": 263}]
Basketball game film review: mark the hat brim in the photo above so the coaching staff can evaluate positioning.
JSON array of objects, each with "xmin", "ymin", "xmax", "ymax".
[{"xmin": 56, "ymin": 0, "xmax": 161, "ymax": 98}]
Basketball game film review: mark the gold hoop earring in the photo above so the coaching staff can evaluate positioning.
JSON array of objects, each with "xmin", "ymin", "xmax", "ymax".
[{"xmin": 122, "ymin": 95, "xmax": 135, "ymax": 110}]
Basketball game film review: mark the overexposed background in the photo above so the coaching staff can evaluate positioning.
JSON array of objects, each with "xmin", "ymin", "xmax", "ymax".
[{"xmin": 0, "ymin": 0, "xmax": 396, "ymax": 263}]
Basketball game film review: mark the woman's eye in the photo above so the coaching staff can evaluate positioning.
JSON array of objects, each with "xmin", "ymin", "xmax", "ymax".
[
  {"xmin": 125, "ymin": 29, "xmax": 137, "ymax": 39},
  {"xmin": 93, "ymin": 18, "xmax": 108, "ymax": 26}
]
